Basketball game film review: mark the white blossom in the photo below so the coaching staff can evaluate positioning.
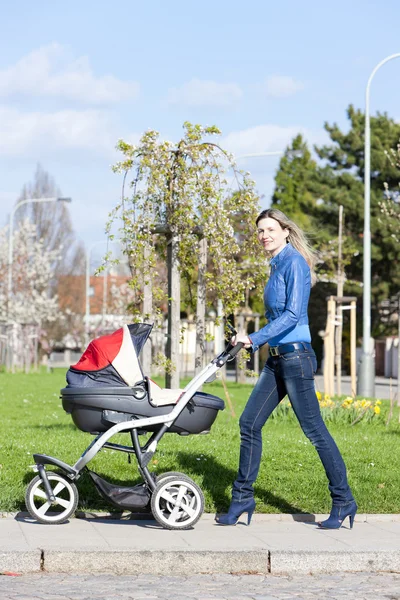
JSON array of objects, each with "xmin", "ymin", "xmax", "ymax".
[{"xmin": 0, "ymin": 219, "xmax": 61, "ymax": 324}]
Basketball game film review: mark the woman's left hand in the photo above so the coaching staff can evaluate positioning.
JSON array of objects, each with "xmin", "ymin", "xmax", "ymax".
[{"xmin": 231, "ymin": 334, "xmax": 252, "ymax": 349}]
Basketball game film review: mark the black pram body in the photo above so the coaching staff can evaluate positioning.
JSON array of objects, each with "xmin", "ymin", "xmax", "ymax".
[{"xmin": 61, "ymin": 323, "xmax": 224, "ymax": 435}]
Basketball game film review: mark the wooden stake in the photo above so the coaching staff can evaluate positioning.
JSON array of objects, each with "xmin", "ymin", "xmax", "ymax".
[
  {"xmin": 324, "ymin": 297, "xmax": 336, "ymax": 397},
  {"xmin": 386, "ymin": 378, "xmax": 394, "ymax": 427},
  {"xmin": 220, "ymin": 375, "xmax": 235, "ymax": 417},
  {"xmin": 398, "ymin": 295, "xmax": 400, "ymax": 414}
]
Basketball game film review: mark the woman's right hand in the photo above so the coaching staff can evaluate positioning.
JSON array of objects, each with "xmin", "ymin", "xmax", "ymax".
[{"xmin": 231, "ymin": 334, "xmax": 252, "ymax": 349}]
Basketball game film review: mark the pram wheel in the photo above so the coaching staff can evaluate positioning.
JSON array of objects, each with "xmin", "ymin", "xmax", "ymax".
[
  {"xmin": 151, "ymin": 475, "xmax": 204, "ymax": 530},
  {"xmin": 25, "ymin": 472, "xmax": 79, "ymax": 524},
  {"xmin": 155, "ymin": 471, "xmax": 192, "ymax": 484}
]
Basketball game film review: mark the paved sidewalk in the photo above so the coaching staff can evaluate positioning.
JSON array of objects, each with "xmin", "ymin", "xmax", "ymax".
[{"xmin": 1, "ymin": 512, "xmax": 400, "ymax": 576}]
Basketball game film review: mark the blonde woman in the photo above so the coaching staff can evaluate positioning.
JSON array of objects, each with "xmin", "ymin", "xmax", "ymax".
[{"xmin": 216, "ymin": 209, "xmax": 356, "ymax": 529}]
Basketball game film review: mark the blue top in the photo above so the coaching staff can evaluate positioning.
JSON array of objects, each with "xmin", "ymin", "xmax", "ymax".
[{"xmin": 249, "ymin": 243, "xmax": 311, "ymax": 352}]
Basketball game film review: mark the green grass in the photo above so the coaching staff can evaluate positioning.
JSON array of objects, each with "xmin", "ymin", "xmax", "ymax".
[{"xmin": 0, "ymin": 370, "xmax": 400, "ymax": 514}]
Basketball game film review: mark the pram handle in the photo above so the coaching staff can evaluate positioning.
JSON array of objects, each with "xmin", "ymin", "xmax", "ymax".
[
  {"xmin": 227, "ymin": 341, "xmax": 244, "ymax": 359},
  {"xmin": 225, "ymin": 323, "xmax": 246, "ymax": 359},
  {"xmin": 214, "ymin": 340, "xmax": 244, "ymax": 366}
]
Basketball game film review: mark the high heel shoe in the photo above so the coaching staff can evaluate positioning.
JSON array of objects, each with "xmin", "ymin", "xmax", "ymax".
[
  {"xmin": 215, "ymin": 498, "xmax": 256, "ymax": 526},
  {"xmin": 317, "ymin": 501, "xmax": 358, "ymax": 530}
]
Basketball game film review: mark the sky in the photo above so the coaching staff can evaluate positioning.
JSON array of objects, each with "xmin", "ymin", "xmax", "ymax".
[{"xmin": 1, "ymin": 0, "xmax": 400, "ymax": 254}]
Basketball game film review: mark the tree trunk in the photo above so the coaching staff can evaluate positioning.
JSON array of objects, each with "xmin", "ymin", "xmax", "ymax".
[
  {"xmin": 216, "ymin": 299, "xmax": 226, "ymax": 379},
  {"xmin": 236, "ymin": 314, "xmax": 247, "ymax": 384},
  {"xmin": 195, "ymin": 237, "xmax": 207, "ymax": 374},
  {"xmin": 253, "ymin": 315, "xmax": 260, "ymax": 377},
  {"xmin": 142, "ymin": 243, "xmax": 153, "ymax": 377},
  {"xmin": 166, "ymin": 235, "xmax": 180, "ymax": 388}
]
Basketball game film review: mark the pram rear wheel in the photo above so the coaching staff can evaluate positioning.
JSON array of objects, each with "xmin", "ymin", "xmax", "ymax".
[
  {"xmin": 151, "ymin": 476, "xmax": 204, "ymax": 530},
  {"xmin": 25, "ymin": 472, "xmax": 79, "ymax": 524}
]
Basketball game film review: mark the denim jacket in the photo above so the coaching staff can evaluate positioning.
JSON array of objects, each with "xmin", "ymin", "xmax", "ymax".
[{"xmin": 249, "ymin": 243, "xmax": 311, "ymax": 352}]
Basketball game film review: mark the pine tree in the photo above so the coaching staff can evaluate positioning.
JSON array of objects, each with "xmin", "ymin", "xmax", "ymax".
[
  {"xmin": 314, "ymin": 105, "xmax": 400, "ymax": 334},
  {"xmin": 271, "ymin": 134, "xmax": 318, "ymax": 231}
]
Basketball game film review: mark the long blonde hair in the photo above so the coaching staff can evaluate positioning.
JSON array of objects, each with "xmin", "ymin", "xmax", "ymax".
[{"xmin": 256, "ymin": 208, "xmax": 318, "ymax": 284}]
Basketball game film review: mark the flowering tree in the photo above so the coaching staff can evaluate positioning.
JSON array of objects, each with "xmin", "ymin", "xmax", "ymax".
[
  {"xmin": 16, "ymin": 164, "xmax": 80, "ymax": 275},
  {"xmin": 0, "ymin": 219, "xmax": 61, "ymax": 324},
  {"xmin": 379, "ymin": 142, "xmax": 400, "ymax": 342},
  {"xmin": 380, "ymin": 142, "xmax": 400, "ymax": 243},
  {"xmin": 109, "ymin": 122, "xmax": 264, "ymax": 386},
  {"xmin": 0, "ymin": 220, "xmax": 64, "ymax": 369}
]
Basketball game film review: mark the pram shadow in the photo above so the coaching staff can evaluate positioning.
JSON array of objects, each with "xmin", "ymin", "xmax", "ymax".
[
  {"xmin": 76, "ymin": 514, "xmax": 171, "ymax": 529},
  {"xmin": 14, "ymin": 511, "xmax": 163, "ymax": 528},
  {"xmin": 31, "ymin": 423, "xmax": 77, "ymax": 431},
  {"xmin": 175, "ymin": 452, "xmax": 307, "ymax": 518}
]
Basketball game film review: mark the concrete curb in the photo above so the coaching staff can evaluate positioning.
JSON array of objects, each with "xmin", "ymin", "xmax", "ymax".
[
  {"xmin": 3, "ymin": 549, "xmax": 400, "ymax": 576},
  {"xmin": 2, "ymin": 513, "xmax": 400, "ymax": 576},
  {"xmin": 43, "ymin": 550, "xmax": 270, "ymax": 575},
  {"xmin": 270, "ymin": 551, "xmax": 400, "ymax": 575},
  {"xmin": 0, "ymin": 550, "xmax": 41, "ymax": 574}
]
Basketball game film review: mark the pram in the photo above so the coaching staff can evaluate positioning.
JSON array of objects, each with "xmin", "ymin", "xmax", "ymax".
[{"xmin": 25, "ymin": 323, "xmax": 242, "ymax": 530}]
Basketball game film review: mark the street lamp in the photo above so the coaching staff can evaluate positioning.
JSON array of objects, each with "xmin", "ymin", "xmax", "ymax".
[
  {"xmin": 85, "ymin": 239, "xmax": 121, "ymax": 347},
  {"xmin": 357, "ymin": 53, "xmax": 400, "ymax": 398},
  {"xmin": 7, "ymin": 197, "xmax": 72, "ymax": 305},
  {"xmin": 235, "ymin": 151, "xmax": 284, "ymax": 160}
]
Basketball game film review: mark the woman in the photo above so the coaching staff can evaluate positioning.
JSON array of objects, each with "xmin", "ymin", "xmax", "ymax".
[{"xmin": 216, "ymin": 208, "xmax": 357, "ymax": 529}]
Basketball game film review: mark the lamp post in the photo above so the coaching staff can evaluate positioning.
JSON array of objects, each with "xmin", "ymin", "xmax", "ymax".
[
  {"xmin": 235, "ymin": 151, "xmax": 284, "ymax": 160},
  {"xmin": 85, "ymin": 239, "xmax": 121, "ymax": 347},
  {"xmin": 8, "ymin": 197, "xmax": 72, "ymax": 307},
  {"xmin": 357, "ymin": 53, "xmax": 400, "ymax": 398}
]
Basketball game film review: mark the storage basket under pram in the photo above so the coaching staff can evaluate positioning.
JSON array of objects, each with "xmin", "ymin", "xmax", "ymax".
[{"xmin": 25, "ymin": 323, "xmax": 242, "ymax": 530}]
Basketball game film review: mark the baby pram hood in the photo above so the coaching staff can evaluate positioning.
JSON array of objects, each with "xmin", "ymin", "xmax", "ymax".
[
  {"xmin": 66, "ymin": 323, "xmax": 184, "ymax": 406},
  {"xmin": 68, "ymin": 323, "xmax": 150, "ymax": 386}
]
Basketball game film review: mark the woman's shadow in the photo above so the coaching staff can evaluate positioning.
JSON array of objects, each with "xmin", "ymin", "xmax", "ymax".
[{"xmin": 175, "ymin": 451, "xmax": 311, "ymax": 519}]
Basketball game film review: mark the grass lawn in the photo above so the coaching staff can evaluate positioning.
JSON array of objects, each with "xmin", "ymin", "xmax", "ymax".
[{"xmin": 1, "ymin": 370, "xmax": 400, "ymax": 514}]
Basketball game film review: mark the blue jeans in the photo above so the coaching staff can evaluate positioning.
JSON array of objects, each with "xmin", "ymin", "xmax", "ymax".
[{"xmin": 232, "ymin": 348, "xmax": 354, "ymax": 506}]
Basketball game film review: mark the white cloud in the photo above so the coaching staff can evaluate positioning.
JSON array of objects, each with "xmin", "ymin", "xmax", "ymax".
[
  {"xmin": 0, "ymin": 106, "xmax": 138, "ymax": 158},
  {"xmin": 264, "ymin": 75, "xmax": 304, "ymax": 98},
  {"xmin": 167, "ymin": 78, "xmax": 242, "ymax": 108},
  {"xmin": 222, "ymin": 124, "xmax": 328, "ymax": 158},
  {"xmin": 0, "ymin": 44, "xmax": 140, "ymax": 104}
]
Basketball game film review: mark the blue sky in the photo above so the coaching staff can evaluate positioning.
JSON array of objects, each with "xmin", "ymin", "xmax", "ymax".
[{"xmin": 1, "ymin": 0, "xmax": 399, "ymax": 249}]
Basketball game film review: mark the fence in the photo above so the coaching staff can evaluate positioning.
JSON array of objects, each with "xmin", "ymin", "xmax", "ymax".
[{"xmin": 0, "ymin": 322, "xmax": 39, "ymax": 372}]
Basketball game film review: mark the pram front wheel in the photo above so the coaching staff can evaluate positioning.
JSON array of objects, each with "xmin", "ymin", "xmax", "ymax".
[
  {"xmin": 25, "ymin": 472, "xmax": 79, "ymax": 524},
  {"xmin": 151, "ymin": 476, "xmax": 204, "ymax": 530}
]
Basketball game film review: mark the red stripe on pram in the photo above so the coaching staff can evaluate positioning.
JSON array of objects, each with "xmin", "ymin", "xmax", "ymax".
[{"xmin": 71, "ymin": 328, "xmax": 124, "ymax": 371}]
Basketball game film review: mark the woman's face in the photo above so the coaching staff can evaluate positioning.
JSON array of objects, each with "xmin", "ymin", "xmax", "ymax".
[{"xmin": 257, "ymin": 217, "xmax": 289, "ymax": 256}]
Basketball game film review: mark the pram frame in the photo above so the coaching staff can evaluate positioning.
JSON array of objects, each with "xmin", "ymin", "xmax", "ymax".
[{"xmin": 31, "ymin": 342, "xmax": 243, "ymax": 498}]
